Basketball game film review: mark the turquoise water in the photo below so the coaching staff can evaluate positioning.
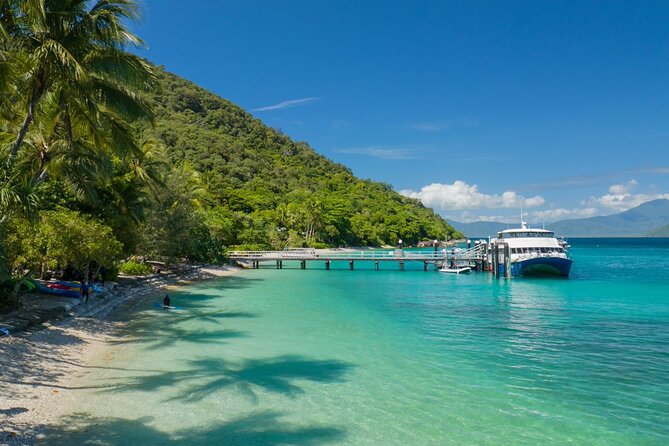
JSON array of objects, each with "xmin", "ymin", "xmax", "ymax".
[{"xmin": 49, "ymin": 239, "xmax": 669, "ymax": 445}]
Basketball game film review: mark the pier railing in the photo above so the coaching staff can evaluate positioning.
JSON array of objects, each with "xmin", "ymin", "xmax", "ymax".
[{"xmin": 229, "ymin": 246, "xmax": 486, "ymax": 262}]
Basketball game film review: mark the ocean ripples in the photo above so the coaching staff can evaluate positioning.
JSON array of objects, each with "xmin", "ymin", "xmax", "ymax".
[{"xmin": 55, "ymin": 243, "xmax": 669, "ymax": 445}]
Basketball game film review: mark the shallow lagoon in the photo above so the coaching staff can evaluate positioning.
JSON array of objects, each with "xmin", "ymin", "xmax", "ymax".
[{"xmin": 49, "ymin": 239, "xmax": 669, "ymax": 445}]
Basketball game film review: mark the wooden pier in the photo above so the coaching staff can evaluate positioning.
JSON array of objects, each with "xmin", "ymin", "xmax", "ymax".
[{"xmin": 229, "ymin": 246, "xmax": 487, "ymax": 271}]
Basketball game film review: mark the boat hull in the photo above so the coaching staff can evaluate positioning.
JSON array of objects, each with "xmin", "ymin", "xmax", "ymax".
[{"xmin": 511, "ymin": 257, "xmax": 572, "ymax": 277}]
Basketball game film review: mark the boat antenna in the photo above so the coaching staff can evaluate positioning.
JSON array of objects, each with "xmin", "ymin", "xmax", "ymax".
[{"xmin": 520, "ymin": 200, "xmax": 527, "ymax": 229}]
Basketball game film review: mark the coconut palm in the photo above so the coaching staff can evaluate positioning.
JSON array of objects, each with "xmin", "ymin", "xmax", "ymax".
[{"xmin": 4, "ymin": 0, "xmax": 154, "ymax": 162}]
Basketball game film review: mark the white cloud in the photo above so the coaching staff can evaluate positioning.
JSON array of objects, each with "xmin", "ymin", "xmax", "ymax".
[
  {"xmin": 584, "ymin": 180, "xmax": 669, "ymax": 212},
  {"xmin": 335, "ymin": 146, "xmax": 417, "ymax": 160},
  {"xmin": 530, "ymin": 207, "xmax": 599, "ymax": 221},
  {"xmin": 400, "ymin": 181, "xmax": 545, "ymax": 211},
  {"xmin": 587, "ymin": 193, "xmax": 669, "ymax": 212},
  {"xmin": 608, "ymin": 179, "xmax": 638, "ymax": 195},
  {"xmin": 443, "ymin": 211, "xmax": 518, "ymax": 224},
  {"xmin": 252, "ymin": 97, "xmax": 319, "ymax": 112}
]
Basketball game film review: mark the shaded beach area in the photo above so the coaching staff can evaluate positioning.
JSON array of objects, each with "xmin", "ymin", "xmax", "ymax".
[{"xmin": 0, "ymin": 266, "xmax": 239, "ymax": 446}]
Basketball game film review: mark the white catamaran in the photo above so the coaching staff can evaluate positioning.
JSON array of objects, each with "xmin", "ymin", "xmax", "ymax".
[{"xmin": 490, "ymin": 216, "xmax": 573, "ymax": 278}]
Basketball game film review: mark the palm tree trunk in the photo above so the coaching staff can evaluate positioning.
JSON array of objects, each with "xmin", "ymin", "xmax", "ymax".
[
  {"xmin": 59, "ymin": 90, "xmax": 73, "ymax": 145},
  {"xmin": 10, "ymin": 84, "xmax": 45, "ymax": 160}
]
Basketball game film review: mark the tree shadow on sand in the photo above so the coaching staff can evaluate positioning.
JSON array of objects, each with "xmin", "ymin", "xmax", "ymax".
[
  {"xmin": 98, "ymin": 355, "xmax": 354, "ymax": 404},
  {"xmin": 43, "ymin": 410, "xmax": 346, "ymax": 446},
  {"xmin": 0, "ymin": 319, "xmax": 123, "ymax": 398}
]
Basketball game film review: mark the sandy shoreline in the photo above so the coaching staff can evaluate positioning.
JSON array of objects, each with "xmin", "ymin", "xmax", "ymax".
[{"xmin": 0, "ymin": 265, "xmax": 240, "ymax": 446}]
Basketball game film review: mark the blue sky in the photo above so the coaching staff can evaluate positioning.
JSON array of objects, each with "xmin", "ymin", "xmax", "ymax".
[{"xmin": 135, "ymin": 0, "xmax": 669, "ymax": 223}]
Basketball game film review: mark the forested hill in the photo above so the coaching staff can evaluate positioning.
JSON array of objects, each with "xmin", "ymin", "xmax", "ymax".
[{"xmin": 141, "ymin": 67, "xmax": 461, "ymax": 248}]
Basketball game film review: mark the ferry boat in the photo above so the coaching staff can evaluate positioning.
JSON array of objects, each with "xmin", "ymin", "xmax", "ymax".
[{"xmin": 491, "ymin": 221, "xmax": 572, "ymax": 278}]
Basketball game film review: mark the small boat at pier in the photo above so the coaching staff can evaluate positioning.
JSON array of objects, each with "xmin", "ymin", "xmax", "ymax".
[{"xmin": 439, "ymin": 266, "xmax": 472, "ymax": 274}]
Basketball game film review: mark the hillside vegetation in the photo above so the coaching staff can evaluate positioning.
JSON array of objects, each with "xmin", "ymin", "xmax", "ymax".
[
  {"xmin": 1, "ymin": 1, "xmax": 459, "ymax": 311},
  {"xmin": 139, "ymin": 68, "xmax": 461, "ymax": 249}
]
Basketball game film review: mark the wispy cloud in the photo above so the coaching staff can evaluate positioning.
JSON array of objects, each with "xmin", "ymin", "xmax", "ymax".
[
  {"xmin": 406, "ymin": 118, "xmax": 478, "ymax": 133},
  {"xmin": 530, "ymin": 207, "xmax": 599, "ymax": 221},
  {"xmin": 334, "ymin": 146, "xmax": 419, "ymax": 160},
  {"xmin": 408, "ymin": 122, "xmax": 449, "ymax": 132},
  {"xmin": 635, "ymin": 166, "xmax": 669, "ymax": 174},
  {"xmin": 523, "ymin": 167, "xmax": 669, "ymax": 191},
  {"xmin": 252, "ymin": 97, "xmax": 319, "ymax": 112},
  {"xmin": 330, "ymin": 120, "xmax": 351, "ymax": 130}
]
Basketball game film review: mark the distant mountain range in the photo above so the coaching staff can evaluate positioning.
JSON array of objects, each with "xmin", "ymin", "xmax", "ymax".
[{"xmin": 449, "ymin": 199, "xmax": 669, "ymax": 238}]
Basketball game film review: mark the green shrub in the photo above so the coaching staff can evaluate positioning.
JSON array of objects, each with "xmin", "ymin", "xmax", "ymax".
[
  {"xmin": 119, "ymin": 261, "xmax": 153, "ymax": 276},
  {"xmin": 308, "ymin": 242, "xmax": 331, "ymax": 249}
]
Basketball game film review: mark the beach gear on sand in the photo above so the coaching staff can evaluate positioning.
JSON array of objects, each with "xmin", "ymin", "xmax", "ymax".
[{"xmin": 31, "ymin": 280, "xmax": 83, "ymax": 298}]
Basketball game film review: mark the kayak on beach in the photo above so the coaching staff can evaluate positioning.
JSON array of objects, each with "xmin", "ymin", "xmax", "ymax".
[
  {"xmin": 52, "ymin": 280, "xmax": 104, "ymax": 293},
  {"xmin": 31, "ymin": 280, "xmax": 82, "ymax": 299}
]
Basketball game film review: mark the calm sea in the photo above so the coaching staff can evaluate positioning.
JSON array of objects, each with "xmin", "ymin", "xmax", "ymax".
[{"xmin": 49, "ymin": 238, "xmax": 669, "ymax": 445}]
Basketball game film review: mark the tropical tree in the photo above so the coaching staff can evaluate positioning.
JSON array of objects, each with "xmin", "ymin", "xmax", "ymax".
[
  {"xmin": 6, "ymin": 208, "xmax": 122, "ymax": 278},
  {"xmin": 3, "ymin": 0, "xmax": 154, "ymax": 164}
]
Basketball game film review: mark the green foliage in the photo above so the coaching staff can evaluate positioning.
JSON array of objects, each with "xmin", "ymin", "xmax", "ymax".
[
  {"xmin": 119, "ymin": 261, "xmax": 153, "ymax": 276},
  {"xmin": 6, "ymin": 208, "xmax": 123, "ymax": 277},
  {"xmin": 140, "ymin": 68, "xmax": 463, "ymax": 248},
  {"xmin": 0, "ymin": 0, "xmax": 461, "ymax": 298}
]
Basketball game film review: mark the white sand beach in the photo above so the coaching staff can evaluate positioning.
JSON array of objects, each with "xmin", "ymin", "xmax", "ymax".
[{"xmin": 0, "ymin": 265, "xmax": 240, "ymax": 446}]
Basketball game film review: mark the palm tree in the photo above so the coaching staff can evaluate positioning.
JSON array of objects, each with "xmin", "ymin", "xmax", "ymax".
[{"xmin": 4, "ymin": 0, "xmax": 154, "ymax": 163}]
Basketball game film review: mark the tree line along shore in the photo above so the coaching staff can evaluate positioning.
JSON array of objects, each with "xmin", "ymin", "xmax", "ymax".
[{"xmin": 0, "ymin": 0, "xmax": 461, "ymax": 312}]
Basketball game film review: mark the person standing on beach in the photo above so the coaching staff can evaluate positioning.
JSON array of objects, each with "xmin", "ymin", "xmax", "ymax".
[
  {"xmin": 80, "ymin": 281, "xmax": 87, "ymax": 302},
  {"xmin": 163, "ymin": 294, "xmax": 171, "ymax": 309}
]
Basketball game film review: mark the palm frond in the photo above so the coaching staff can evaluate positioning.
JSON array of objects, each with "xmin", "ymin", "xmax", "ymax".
[
  {"xmin": 85, "ymin": 49, "xmax": 155, "ymax": 90},
  {"xmin": 93, "ymin": 78, "xmax": 153, "ymax": 122}
]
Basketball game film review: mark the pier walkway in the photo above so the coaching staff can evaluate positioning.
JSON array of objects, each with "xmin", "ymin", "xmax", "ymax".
[{"xmin": 229, "ymin": 246, "xmax": 486, "ymax": 270}]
